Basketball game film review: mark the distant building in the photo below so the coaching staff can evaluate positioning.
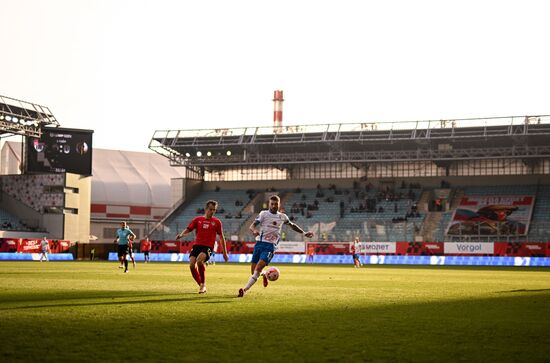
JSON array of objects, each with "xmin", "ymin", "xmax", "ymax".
[{"xmin": 1, "ymin": 141, "xmax": 187, "ymax": 242}]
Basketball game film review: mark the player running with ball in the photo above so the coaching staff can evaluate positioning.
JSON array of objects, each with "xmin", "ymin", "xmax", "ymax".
[
  {"xmin": 238, "ymin": 195, "xmax": 313, "ymax": 297},
  {"xmin": 176, "ymin": 200, "xmax": 228, "ymax": 294}
]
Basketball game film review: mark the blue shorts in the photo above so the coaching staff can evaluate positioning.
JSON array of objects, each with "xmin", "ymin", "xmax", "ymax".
[{"xmin": 251, "ymin": 242, "xmax": 275, "ymax": 265}]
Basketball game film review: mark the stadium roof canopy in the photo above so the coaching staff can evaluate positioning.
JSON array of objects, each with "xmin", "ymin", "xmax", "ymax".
[
  {"xmin": 0, "ymin": 95, "xmax": 59, "ymax": 138},
  {"xmin": 149, "ymin": 115, "xmax": 550, "ymax": 168}
]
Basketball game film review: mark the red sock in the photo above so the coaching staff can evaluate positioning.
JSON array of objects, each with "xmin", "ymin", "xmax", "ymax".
[
  {"xmin": 190, "ymin": 266, "xmax": 202, "ymax": 286},
  {"xmin": 198, "ymin": 263, "xmax": 206, "ymax": 285}
]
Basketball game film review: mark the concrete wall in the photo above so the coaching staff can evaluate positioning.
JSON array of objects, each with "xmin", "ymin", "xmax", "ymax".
[
  {"xmin": 42, "ymin": 214, "xmax": 64, "ymax": 239},
  {"xmin": 63, "ymin": 173, "xmax": 91, "ymax": 243},
  {"xmin": 170, "ymin": 178, "xmax": 203, "ymax": 207},
  {"xmin": 0, "ymin": 230, "xmax": 48, "ymax": 239},
  {"xmin": 171, "ymin": 178, "xmax": 184, "ymax": 205},
  {"xmin": 0, "ymin": 141, "xmax": 22, "ymax": 175},
  {"xmin": 90, "ymin": 219, "xmax": 150, "ymax": 243}
]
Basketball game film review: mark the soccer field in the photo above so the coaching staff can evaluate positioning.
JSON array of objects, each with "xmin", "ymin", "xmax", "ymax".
[{"xmin": 1, "ymin": 262, "xmax": 549, "ymax": 362}]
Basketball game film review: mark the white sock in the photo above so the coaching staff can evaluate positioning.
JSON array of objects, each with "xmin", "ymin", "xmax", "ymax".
[{"xmin": 244, "ymin": 271, "xmax": 260, "ymax": 291}]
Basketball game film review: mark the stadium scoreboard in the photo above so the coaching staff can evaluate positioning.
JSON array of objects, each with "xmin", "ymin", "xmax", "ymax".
[{"xmin": 26, "ymin": 127, "xmax": 93, "ymax": 176}]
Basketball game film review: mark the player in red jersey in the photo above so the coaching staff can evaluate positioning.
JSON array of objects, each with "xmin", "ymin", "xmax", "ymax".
[
  {"xmin": 175, "ymin": 200, "xmax": 228, "ymax": 294},
  {"xmin": 141, "ymin": 237, "xmax": 152, "ymax": 263}
]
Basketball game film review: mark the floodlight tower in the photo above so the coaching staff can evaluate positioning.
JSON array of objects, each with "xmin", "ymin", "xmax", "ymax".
[{"xmin": 0, "ymin": 94, "xmax": 59, "ymax": 138}]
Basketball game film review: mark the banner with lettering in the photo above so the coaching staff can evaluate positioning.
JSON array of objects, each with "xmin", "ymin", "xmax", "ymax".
[
  {"xmin": 358, "ymin": 242, "xmax": 397, "ymax": 254},
  {"xmin": 17, "ymin": 239, "xmax": 43, "ymax": 253},
  {"xmin": 444, "ymin": 242, "xmax": 494, "ymax": 255},
  {"xmin": 276, "ymin": 241, "xmax": 306, "ymax": 253},
  {"xmin": 446, "ymin": 195, "xmax": 534, "ymax": 236}
]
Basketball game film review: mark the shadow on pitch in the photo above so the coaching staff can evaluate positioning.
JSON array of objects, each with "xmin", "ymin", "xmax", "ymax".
[
  {"xmin": 496, "ymin": 288, "xmax": 550, "ymax": 293},
  {"xmin": 199, "ymin": 299, "xmax": 234, "ymax": 304},
  {"xmin": 0, "ymin": 294, "xmax": 235, "ymax": 311},
  {"xmin": 2, "ymin": 290, "xmax": 550, "ymax": 362},
  {"xmin": 0, "ymin": 290, "xmax": 173, "ymax": 304}
]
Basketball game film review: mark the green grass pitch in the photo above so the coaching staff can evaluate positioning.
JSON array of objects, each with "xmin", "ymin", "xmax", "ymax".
[{"xmin": 1, "ymin": 261, "xmax": 549, "ymax": 362}]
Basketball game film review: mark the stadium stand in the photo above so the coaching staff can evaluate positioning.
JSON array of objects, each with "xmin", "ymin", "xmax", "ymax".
[
  {"xmin": 150, "ymin": 188, "xmax": 255, "ymax": 240},
  {"xmin": 148, "ymin": 181, "xmax": 424, "ymax": 242},
  {"xmin": 146, "ymin": 116, "xmax": 550, "ymax": 244},
  {"xmin": 0, "ymin": 174, "xmax": 65, "ymax": 213},
  {"xmin": 0, "ymin": 207, "xmax": 46, "ymax": 232},
  {"xmin": 0, "ymin": 207, "xmax": 24, "ymax": 231},
  {"xmin": 2, "ymin": 110, "xmax": 550, "ymax": 254},
  {"xmin": 149, "ymin": 181, "xmax": 550, "ymax": 243},
  {"xmin": 530, "ymin": 185, "xmax": 550, "ymax": 241}
]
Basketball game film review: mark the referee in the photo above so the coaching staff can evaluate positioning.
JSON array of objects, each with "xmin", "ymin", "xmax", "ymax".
[{"xmin": 114, "ymin": 221, "xmax": 136, "ymax": 273}]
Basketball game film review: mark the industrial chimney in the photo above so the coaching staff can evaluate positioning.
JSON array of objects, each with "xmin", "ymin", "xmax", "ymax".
[{"xmin": 273, "ymin": 90, "xmax": 284, "ymax": 132}]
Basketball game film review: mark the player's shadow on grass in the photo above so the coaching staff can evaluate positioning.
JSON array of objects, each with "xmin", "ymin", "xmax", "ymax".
[
  {"xmin": 0, "ymin": 290, "xmax": 173, "ymax": 304},
  {"xmin": 0, "ymin": 294, "xmax": 235, "ymax": 311},
  {"xmin": 199, "ymin": 300, "xmax": 233, "ymax": 304},
  {"xmin": 496, "ymin": 288, "xmax": 550, "ymax": 293}
]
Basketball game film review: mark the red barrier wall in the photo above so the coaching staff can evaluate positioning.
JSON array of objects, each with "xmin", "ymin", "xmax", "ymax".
[
  {"xmin": 143, "ymin": 241, "xmax": 550, "ymax": 257},
  {"xmin": 0, "ymin": 238, "xmax": 19, "ymax": 252},
  {"xmin": 0, "ymin": 239, "xmax": 71, "ymax": 253},
  {"xmin": 151, "ymin": 240, "xmax": 180, "ymax": 253},
  {"xmin": 494, "ymin": 242, "xmax": 548, "ymax": 257},
  {"xmin": 396, "ymin": 242, "xmax": 445, "ymax": 256}
]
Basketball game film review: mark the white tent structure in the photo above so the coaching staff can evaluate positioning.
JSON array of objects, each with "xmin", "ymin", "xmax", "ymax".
[{"xmin": 91, "ymin": 148, "xmax": 187, "ymax": 219}]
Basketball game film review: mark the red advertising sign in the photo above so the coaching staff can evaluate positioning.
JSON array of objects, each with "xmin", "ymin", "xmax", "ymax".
[
  {"xmin": 151, "ymin": 240, "xmax": 181, "ymax": 253},
  {"xmin": 179, "ymin": 241, "xmax": 194, "ymax": 254},
  {"xmin": 396, "ymin": 242, "xmax": 444, "ymax": 255},
  {"xmin": 225, "ymin": 241, "xmax": 255, "ymax": 254},
  {"xmin": 494, "ymin": 242, "xmax": 548, "ymax": 257},
  {"xmin": 17, "ymin": 239, "xmax": 43, "ymax": 253},
  {"xmin": 305, "ymin": 242, "xmax": 350, "ymax": 255},
  {"xmin": 0, "ymin": 238, "xmax": 20, "ymax": 252}
]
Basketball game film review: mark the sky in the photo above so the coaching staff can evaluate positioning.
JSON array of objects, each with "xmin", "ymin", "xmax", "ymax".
[{"xmin": 1, "ymin": 0, "xmax": 549, "ymax": 152}]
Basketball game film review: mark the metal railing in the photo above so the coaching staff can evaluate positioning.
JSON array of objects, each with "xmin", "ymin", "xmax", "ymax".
[
  {"xmin": 151, "ymin": 115, "xmax": 550, "ymax": 143},
  {"xmin": 0, "ymin": 94, "xmax": 59, "ymax": 137}
]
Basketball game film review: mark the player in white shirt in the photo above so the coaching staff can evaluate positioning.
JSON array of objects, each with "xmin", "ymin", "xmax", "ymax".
[
  {"xmin": 208, "ymin": 240, "xmax": 218, "ymax": 265},
  {"xmin": 238, "ymin": 195, "xmax": 313, "ymax": 297},
  {"xmin": 39, "ymin": 237, "xmax": 50, "ymax": 262}
]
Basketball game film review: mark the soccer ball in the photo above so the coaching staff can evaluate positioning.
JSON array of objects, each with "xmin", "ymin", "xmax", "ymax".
[{"xmin": 265, "ymin": 267, "xmax": 280, "ymax": 282}]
